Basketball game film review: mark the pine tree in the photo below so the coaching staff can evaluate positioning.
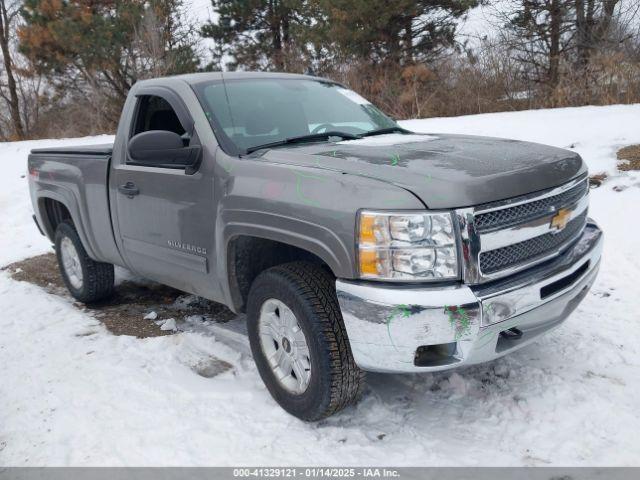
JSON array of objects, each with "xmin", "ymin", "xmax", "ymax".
[
  {"xmin": 203, "ymin": 0, "xmax": 477, "ymax": 72},
  {"xmin": 201, "ymin": 0, "xmax": 315, "ymax": 71},
  {"xmin": 313, "ymin": 0, "xmax": 478, "ymax": 66},
  {"xmin": 19, "ymin": 0, "xmax": 199, "ymax": 121}
]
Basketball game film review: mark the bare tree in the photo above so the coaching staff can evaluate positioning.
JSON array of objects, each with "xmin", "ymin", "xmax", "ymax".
[
  {"xmin": 494, "ymin": 0, "xmax": 575, "ymax": 89},
  {"xmin": 133, "ymin": 2, "xmax": 201, "ymax": 79},
  {"xmin": 0, "ymin": 0, "xmax": 24, "ymax": 139},
  {"xmin": 574, "ymin": 0, "xmax": 626, "ymax": 66},
  {"xmin": 496, "ymin": 0, "xmax": 638, "ymax": 86}
]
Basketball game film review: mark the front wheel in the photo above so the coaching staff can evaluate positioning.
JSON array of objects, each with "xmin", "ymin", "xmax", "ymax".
[
  {"xmin": 55, "ymin": 221, "xmax": 114, "ymax": 303},
  {"xmin": 247, "ymin": 262, "xmax": 365, "ymax": 421}
]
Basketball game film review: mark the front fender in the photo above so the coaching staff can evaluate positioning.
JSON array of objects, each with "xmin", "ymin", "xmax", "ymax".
[{"xmin": 215, "ymin": 157, "xmax": 426, "ymax": 309}]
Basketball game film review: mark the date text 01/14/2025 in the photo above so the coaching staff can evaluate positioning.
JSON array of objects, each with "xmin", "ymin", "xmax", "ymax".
[{"xmin": 232, "ymin": 467, "xmax": 401, "ymax": 478}]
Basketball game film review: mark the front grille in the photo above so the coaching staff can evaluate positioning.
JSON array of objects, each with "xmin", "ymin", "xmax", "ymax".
[
  {"xmin": 475, "ymin": 180, "xmax": 588, "ymax": 232},
  {"xmin": 479, "ymin": 212, "xmax": 587, "ymax": 274}
]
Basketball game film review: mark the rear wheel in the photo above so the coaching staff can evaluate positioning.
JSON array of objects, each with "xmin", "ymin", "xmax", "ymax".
[
  {"xmin": 55, "ymin": 221, "xmax": 114, "ymax": 303},
  {"xmin": 247, "ymin": 262, "xmax": 365, "ymax": 421}
]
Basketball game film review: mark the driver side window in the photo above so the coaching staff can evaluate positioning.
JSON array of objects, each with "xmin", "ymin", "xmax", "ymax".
[
  {"xmin": 133, "ymin": 95, "xmax": 186, "ymax": 137},
  {"xmin": 127, "ymin": 94, "xmax": 201, "ymax": 171}
]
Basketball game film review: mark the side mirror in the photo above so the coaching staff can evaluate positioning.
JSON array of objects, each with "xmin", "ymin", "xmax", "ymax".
[{"xmin": 127, "ymin": 130, "xmax": 201, "ymax": 170}]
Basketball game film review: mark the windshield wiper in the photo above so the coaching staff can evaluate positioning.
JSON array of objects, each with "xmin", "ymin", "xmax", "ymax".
[
  {"xmin": 360, "ymin": 126, "xmax": 410, "ymax": 137},
  {"xmin": 245, "ymin": 131, "xmax": 361, "ymax": 154}
]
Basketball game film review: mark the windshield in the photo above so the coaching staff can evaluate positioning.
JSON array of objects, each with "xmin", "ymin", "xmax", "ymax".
[{"xmin": 193, "ymin": 78, "xmax": 398, "ymax": 154}]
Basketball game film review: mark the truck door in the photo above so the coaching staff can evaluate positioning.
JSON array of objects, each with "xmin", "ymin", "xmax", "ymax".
[{"xmin": 111, "ymin": 90, "xmax": 218, "ymax": 299}]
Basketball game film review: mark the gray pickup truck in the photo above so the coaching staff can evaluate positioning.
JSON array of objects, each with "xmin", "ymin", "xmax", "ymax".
[{"xmin": 28, "ymin": 72, "xmax": 603, "ymax": 421}]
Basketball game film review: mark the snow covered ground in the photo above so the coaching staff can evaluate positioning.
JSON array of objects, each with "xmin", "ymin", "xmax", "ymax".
[{"xmin": 1, "ymin": 104, "xmax": 639, "ymax": 466}]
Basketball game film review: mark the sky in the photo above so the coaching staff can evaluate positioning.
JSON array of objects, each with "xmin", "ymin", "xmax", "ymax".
[{"xmin": 184, "ymin": 0, "xmax": 218, "ymax": 65}]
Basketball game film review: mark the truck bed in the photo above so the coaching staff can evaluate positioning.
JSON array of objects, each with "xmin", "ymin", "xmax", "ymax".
[{"xmin": 28, "ymin": 142, "xmax": 122, "ymax": 267}]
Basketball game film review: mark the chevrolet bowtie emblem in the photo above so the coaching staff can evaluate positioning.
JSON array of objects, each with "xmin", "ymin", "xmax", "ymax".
[{"xmin": 550, "ymin": 208, "xmax": 571, "ymax": 231}]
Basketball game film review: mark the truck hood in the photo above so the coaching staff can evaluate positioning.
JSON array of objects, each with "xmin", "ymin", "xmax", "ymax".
[{"xmin": 256, "ymin": 133, "xmax": 586, "ymax": 208}]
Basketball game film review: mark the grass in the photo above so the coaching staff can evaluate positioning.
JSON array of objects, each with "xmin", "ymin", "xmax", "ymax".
[{"xmin": 617, "ymin": 145, "xmax": 640, "ymax": 172}]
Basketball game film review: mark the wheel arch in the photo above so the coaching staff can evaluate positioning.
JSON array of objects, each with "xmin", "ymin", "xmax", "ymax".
[
  {"xmin": 218, "ymin": 210, "xmax": 356, "ymax": 313},
  {"xmin": 224, "ymin": 234, "xmax": 339, "ymax": 313},
  {"xmin": 36, "ymin": 194, "xmax": 99, "ymax": 260},
  {"xmin": 39, "ymin": 196, "xmax": 72, "ymax": 238}
]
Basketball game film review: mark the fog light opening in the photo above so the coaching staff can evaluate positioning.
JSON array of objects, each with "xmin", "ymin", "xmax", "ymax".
[
  {"xmin": 414, "ymin": 342, "xmax": 460, "ymax": 367},
  {"xmin": 499, "ymin": 327, "xmax": 523, "ymax": 340}
]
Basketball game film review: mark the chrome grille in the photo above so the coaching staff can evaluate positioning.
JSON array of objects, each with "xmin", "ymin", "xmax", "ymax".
[
  {"xmin": 479, "ymin": 212, "xmax": 587, "ymax": 274},
  {"xmin": 458, "ymin": 176, "xmax": 590, "ymax": 284},
  {"xmin": 475, "ymin": 180, "xmax": 588, "ymax": 232}
]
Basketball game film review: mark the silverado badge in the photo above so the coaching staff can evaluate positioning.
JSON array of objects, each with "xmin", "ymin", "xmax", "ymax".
[
  {"xmin": 550, "ymin": 208, "xmax": 571, "ymax": 231},
  {"xmin": 167, "ymin": 240, "xmax": 207, "ymax": 255}
]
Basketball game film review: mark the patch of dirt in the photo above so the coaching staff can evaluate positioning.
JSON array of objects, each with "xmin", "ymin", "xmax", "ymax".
[
  {"xmin": 6, "ymin": 252, "xmax": 66, "ymax": 292},
  {"xmin": 3, "ymin": 253, "xmax": 236, "ymax": 338},
  {"xmin": 589, "ymin": 172, "xmax": 607, "ymax": 188},
  {"xmin": 617, "ymin": 144, "xmax": 640, "ymax": 171}
]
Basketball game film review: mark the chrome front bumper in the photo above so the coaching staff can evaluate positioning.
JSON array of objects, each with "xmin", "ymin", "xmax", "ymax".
[{"xmin": 336, "ymin": 220, "xmax": 603, "ymax": 373}]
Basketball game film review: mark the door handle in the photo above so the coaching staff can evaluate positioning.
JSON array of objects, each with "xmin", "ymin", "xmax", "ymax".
[{"xmin": 118, "ymin": 182, "xmax": 139, "ymax": 198}]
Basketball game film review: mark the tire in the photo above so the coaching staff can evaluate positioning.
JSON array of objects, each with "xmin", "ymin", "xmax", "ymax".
[
  {"xmin": 247, "ymin": 262, "xmax": 365, "ymax": 421},
  {"xmin": 54, "ymin": 220, "xmax": 114, "ymax": 303}
]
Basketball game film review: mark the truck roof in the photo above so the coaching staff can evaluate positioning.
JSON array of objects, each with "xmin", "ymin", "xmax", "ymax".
[{"xmin": 140, "ymin": 71, "xmax": 334, "ymax": 87}]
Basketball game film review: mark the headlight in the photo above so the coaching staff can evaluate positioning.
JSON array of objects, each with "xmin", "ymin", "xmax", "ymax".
[{"xmin": 357, "ymin": 210, "xmax": 459, "ymax": 281}]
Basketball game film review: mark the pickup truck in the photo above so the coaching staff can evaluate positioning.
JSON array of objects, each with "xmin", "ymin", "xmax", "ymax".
[{"xmin": 28, "ymin": 72, "xmax": 603, "ymax": 421}]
